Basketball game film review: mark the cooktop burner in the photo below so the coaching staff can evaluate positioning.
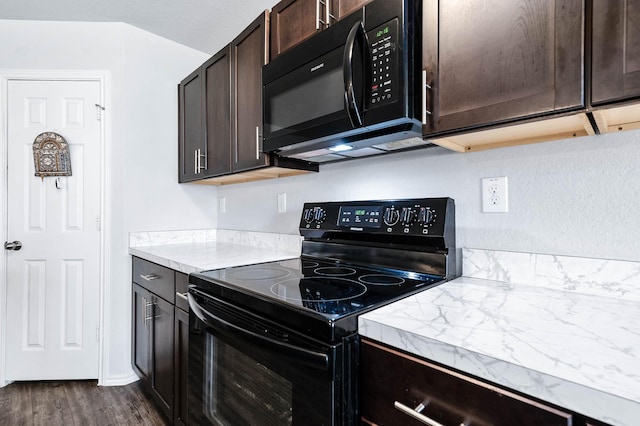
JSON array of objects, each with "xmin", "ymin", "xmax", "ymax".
[{"xmin": 192, "ymin": 257, "xmax": 442, "ymax": 321}]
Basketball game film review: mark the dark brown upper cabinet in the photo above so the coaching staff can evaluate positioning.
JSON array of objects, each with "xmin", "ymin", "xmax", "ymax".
[
  {"xmin": 423, "ymin": 0, "xmax": 585, "ymax": 135},
  {"xmin": 178, "ymin": 46, "xmax": 232, "ymax": 183},
  {"xmin": 231, "ymin": 11, "xmax": 271, "ymax": 172},
  {"xmin": 178, "ymin": 69, "xmax": 203, "ymax": 182},
  {"xmin": 203, "ymin": 45, "xmax": 233, "ymax": 177},
  {"xmin": 178, "ymin": 11, "xmax": 317, "ymax": 185},
  {"xmin": 270, "ymin": 0, "xmax": 371, "ymax": 60},
  {"xmin": 591, "ymin": 0, "xmax": 640, "ymax": 106}
]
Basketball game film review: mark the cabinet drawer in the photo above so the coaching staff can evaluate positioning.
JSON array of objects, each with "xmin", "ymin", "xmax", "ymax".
[
  {"xmin": 132, "ymin": 257, "xmax": 175, "ymax": 303},
  {"xmin": 361, "ymin": 339, "xmax": 573, "ymax": 426},
  {"xmin": 175, "ymin": 272, "xmax": 189, "ymax": 312}
]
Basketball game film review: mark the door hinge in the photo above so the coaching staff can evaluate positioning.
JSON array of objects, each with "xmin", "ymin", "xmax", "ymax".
[
  {"xmin": 96, "ymin": 216, "xmax": 101, "ymax": 230},
  {"xmin": 96, "ymin": 325, "xmax": 100, "ymax": 342},
  {"xmin": 95, "ymin": 104, "xmax": 105, "ymax": 121}
]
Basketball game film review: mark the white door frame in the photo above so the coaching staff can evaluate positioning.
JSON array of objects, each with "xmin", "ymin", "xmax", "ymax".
[{"xmin": 0, "ymin": 69, "xmax": 112, "ymax": 386}]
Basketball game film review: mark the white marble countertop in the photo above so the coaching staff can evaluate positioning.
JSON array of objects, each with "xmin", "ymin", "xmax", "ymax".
[
  {"xmin": 359, "ymin": 249, "xmax": 640, "ymax": 426},
  {"xmin": 128, "ymin": 229, "xmax": 302, "ymax": 274}
]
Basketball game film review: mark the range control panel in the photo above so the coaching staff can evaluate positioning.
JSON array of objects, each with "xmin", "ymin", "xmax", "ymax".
[{"xmin": 300, "ymin": 198, "xmax": 454, "ymax": 238}]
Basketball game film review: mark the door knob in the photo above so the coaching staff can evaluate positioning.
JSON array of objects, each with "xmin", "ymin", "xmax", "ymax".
[{"xmin": 4, "ymin": 241, "xmax": 22, "ymax": 251}]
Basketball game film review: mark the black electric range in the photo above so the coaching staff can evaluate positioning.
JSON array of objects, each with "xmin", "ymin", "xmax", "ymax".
[
  {"xmin": 187, "ymin": 198, "xmax": 456, "ymax": 426},
  {"xmin": 189, "ymin": 197, "xmax": 456, "ymax": 343}
]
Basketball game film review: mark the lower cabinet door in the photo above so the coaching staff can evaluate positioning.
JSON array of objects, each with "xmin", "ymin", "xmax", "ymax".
[
  {"xmin": 132, "ymin": 284, "xmax": 151, "ymax": 381},
  {"xmin": 360, "ymin": 339, "xmax": 573, "ymax": 426},
  {"xmin": 150, "ymin": 295, "xmax": 175, "ymax": 421},
  {"xmin": 174, "ymin": 307, "xmax": 189, "ymax": 426}
]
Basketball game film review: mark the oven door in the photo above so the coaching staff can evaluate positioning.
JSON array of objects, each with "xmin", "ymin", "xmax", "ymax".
[{"xmin": 187, "ymin": 289, "xmax": 357, "ymax": 426}]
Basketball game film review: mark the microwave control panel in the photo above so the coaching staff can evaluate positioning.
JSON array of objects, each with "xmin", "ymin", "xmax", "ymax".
[{"xmin": 368, "ymin": 18, "xmax": 399, "ymax": 108}]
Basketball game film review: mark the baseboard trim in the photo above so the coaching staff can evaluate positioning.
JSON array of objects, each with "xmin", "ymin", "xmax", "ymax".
[{"xmin": 98, "ymin": 371, "xmax": 139, "ymax": 387}]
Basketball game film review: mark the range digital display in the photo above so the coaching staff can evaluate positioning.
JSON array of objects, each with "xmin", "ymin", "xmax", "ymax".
[{"xmin": 338, "ymin": 206, "xmax": 382, "ymax": 228}]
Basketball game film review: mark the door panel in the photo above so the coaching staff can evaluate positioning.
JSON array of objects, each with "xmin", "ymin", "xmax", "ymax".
[
  {"xmin": 426, "ymin": 0, "xmax": 584, "ymax": 133},
  {"xmin": 270, "ymin": 0, "xmax": 322, "ymax": 59},
  {"xmin": 6, "ymin": 79, "xmax": 102, "ymax": 380},
  {"xmin": 592, "ymin": 0, "xmax": 640, "ymax": 105},
  {"xmin": 204, "ymin": 45, "xmax": 232, "ymax": 177},
  {"xmin": 232, "ymin": 12, "xmax": 270, "ymax": 172},
  {"xmin": 178, "ymin": 69, "xmax": 203, "ymax": 182}
]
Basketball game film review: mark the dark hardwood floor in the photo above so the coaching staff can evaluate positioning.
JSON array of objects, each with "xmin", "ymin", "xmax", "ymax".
[{"xmin": 0, "ymin": 380, "xmax": 169, "ymax": 426}]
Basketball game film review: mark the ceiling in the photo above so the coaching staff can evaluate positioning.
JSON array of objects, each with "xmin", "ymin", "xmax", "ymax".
[{"xmin": 0, "ymin": 0, "xmax": 273, "ymax": 54}]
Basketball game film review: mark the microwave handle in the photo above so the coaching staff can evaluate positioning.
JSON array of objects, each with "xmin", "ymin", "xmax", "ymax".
[
  {"xmin": 343, "ymin": 21, "xmax": 369, "ymax": 128},
  {"xmin": 188, "ymin": 292, "xmax": 330, "ymax": 371}
]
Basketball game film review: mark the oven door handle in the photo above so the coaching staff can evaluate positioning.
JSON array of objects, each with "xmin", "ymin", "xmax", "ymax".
[{"xmin": 188, "ymin": 293, "xmax": 330, "ymax": 371}]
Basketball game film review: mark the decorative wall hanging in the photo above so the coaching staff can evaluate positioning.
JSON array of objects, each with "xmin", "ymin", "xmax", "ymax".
[{"xmin": 32, "ymin": 132, "xmax": 72, "ymax": 180}]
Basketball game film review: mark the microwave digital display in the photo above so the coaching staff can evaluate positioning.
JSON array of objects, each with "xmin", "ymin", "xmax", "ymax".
[{"xmin": 338, "ymin": 206, "xmax": 382, "ymax": 228}]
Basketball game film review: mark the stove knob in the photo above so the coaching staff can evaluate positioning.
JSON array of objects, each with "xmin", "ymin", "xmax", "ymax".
[
  {"xmin": 383, "ymin": 207, "xmax": 400, "ymax": 226},
  {"xmin": 418, "ymin": 207, "xmax": 434, "ymax": 225},
  {"xmin": 314, "ymin": 208, "xmax": 326, "ymax": 223},
  {"xmin": 401, "ymin": 207, "xmax": 415, "ymax": 226},
  {"xmin": 303, "ymin": 208, "xmax": 315, "ymax": 223}
]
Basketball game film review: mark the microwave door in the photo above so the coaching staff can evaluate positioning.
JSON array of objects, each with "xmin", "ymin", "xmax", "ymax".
[
  {"xmin": 343, "ymin": 21, "xmax": 371, "ymax": 128},
  {"xmin": 263, "ymin": 48, "xmax": 350, "ymax": 147}
]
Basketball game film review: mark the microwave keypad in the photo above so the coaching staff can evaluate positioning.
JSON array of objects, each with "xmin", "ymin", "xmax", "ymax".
[{"xmin": 369, "ymin": 19, "xmax": 398, "ymax": 108}]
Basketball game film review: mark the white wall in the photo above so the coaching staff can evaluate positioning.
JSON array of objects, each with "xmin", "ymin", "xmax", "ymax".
[
  {"xmin": 217, "ymin": 129, "xmax": 640, "ymax": 265},
  {"xmin": 0, "ymin": 20, "xmax": 216, "ymax": 382}
]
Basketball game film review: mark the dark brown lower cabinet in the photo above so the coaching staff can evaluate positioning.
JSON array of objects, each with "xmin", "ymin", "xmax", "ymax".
[
  {"xmin": 174, "ymin": 304, "xmax": 189, "ymax": 426},
  {"xmin": 360, "ymin": 339, "xmax": 574, "ymax": 426},
  {"xmin": 132, "ymin": 257, "xmax": 189, "ymax": 425},
  {"xmin": 133, "ymin": 283, "xmax": 175, "ymax": 421}
]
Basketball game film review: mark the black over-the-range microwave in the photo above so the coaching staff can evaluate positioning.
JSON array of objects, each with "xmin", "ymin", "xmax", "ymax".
[{"xmin": 262, "ymin": 0, "xmax": 428, "ymax": 163}]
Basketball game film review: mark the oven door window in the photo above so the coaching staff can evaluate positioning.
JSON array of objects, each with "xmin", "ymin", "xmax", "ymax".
[
  {"xmin": 189, "ymin": 294, "xmax": 346, "ymax": 426},
  {"xmin": 202, "ymin": 334, "xmax": 293, "ymax": 425}
]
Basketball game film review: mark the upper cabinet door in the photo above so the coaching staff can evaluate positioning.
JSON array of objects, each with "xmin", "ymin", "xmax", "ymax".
[
  {"xmin": 591, "ymin": 0, "xmax": 640, "ymax": 106},
  {"xmin": 424, "ymin": 0, "xmax": 584, "ymax": 134},
  {"xmin": 270, "ymin": 0, "xmax": 325, "ymax": 59},
  {"xmin": 203, "ymin": 45, "xmax": 232, "ymax": 177},
  {"xmin": 270, "ymin": 0, "xmax": 370, "ymax": 60},
  {"xmin": 178, "ymin": 68, "xmax": 203, "ymax": 182},
  {"xmin": 334, "ymin": 0, "xmax": 370, "ymax": 19},
  {"xmin": 232, "ymin": 11, "xmax": 270, "ymax": 172}
]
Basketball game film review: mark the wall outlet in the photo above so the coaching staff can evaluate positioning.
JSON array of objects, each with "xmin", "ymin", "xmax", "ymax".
[
  {"xmin": 482, "ymin": 176, "xmax": 508, "ymax": 213},
  {"xmin": 219, "ymin": 197, "xmax": 226, "ymax": 213},
  {"xmin": 277, "ymin": 193, "xmax": 287, "ymax": 213}
]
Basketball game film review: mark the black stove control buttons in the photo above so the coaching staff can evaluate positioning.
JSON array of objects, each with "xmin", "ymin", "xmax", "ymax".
[
  {"xmin": 303, "ymin": 208, "xmax": 315, "ymax": 223},
  {"xmin": 383, "ymin": 207, "xmax": 400, "ymax": 226},
  {"xmin": 418, "ymin": 207, "xmax": 435, "ymax": 225},
  {"xmin": 401, "ymin": 207, "xmax": 416, "ymax": 226},
  {"xmin": 314, "ymin": 208, "xmax": 327, "ymax": 224},
  {"xmin": 302, "ymin": 206, "xmax": 327, "ymax": 228}
]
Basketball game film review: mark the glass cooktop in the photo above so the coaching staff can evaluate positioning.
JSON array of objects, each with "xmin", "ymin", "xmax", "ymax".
[{"xmin": 190, "ymin": 256, "xmax": 444, "ymax": 340}]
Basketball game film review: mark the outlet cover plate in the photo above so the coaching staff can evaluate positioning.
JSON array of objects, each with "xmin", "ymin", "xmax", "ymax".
[
  {"xmin": 482, "ymin": 176, "xmax": 508, "ymax": 213},
  {"xmin": 277, "ymin": 193, "xmax": 287, "ymax": 213}
]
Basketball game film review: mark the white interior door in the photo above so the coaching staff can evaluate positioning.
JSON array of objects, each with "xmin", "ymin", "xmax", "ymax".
[{"xmin": 5, "ymin": 79, "xmax": 102, "ymax": 380}]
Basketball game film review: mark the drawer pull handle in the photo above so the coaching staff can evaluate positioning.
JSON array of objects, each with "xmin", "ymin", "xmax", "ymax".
[
  {"xmin": 176, "ymin": 292, "xmax": 188, "ymax": 302},
  {"xmin": 394, "ymin": 401, "xmax": 445, "ymax": 426},
  {"xmin": 140, "ymin": 274, "xmax": 159, "ymax": 281}
]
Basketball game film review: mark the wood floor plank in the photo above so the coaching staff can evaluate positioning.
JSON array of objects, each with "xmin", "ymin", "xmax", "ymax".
[
  {"xmin": 0, "ymin": 381, "xmax": 34, "ymax": 426},
  {"xmin": 32, "ymin": 382, "xmax": 75, "ymax": 426},
  {"xmin": 0, "ymin": 380, "xmax": 169, "ymax": 426}
]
